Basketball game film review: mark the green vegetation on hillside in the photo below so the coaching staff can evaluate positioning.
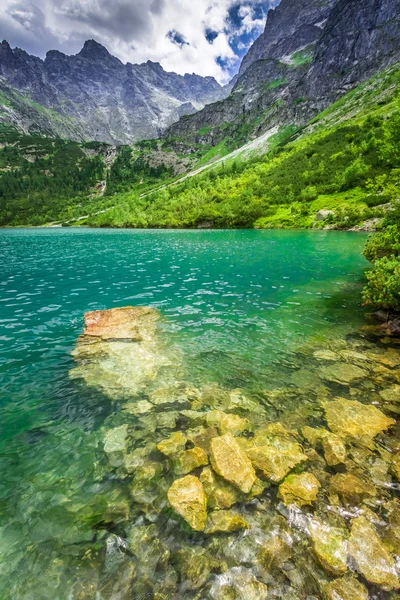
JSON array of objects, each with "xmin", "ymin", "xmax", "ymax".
[{"xmin": 88, "ymin": 65, "xmax": 400, "ymax": 229}]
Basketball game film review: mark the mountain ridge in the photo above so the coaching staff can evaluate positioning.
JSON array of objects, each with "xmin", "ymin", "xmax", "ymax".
[{"xmin": 0, "ymin": 38, "xmax": 230, "ymax": 144}]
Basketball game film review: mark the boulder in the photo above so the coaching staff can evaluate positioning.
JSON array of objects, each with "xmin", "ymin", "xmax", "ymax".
[
  {"xmin": 322, "ymin": 398, "xmax": 395, "ymax": 441},
  {"xmin": 324, "ymin": 575, "xmax": 368, "ymax": 600},
  {"xmin": 330, "ymin": 473, "xmax": 376, "ymax": 505},
  {"xmin": 157, "ymin": 431, "xmax": 187, "ymax": 457},
  {"xmin": 278, "ymin": 473, "xmax": 321, "ymax": 507},
  {"xmin": 246, "ymin": 438, "xmax": 308, "ymax": 483},
  {"xmin": 316, "ymin": 209, "xmax": 335, "ymax": 221},
  {"xmin": 206, "ymin": 410, "xmax": 252, "ymax": 436},
  {"xmin": 309, "ymin": 520, "xmax": 348, "ymax": 576},
  {"xmin": 204, "ymin": 510, "xmax": 250, "ymax": 534},
  {"xmin": 210, "ymin": 435, "xmax": 256, "ymax": 493},
  {"xmin": 103, "ymin": 425, "xmax": 129, "ymax": 467},
  {"xmin": 322, "ymin": 433, "xmax": 347, "ymax": 466},
  {"xmin": 167, "ymin": 475, "xmax": 207, "ymax": 531},
  {"xmin": 349, "ymin": 516, "xmax": 399, "ymax": 590},
  {"xmin": 173, "ymin": 447, "xmax": 209, "ymax": 476}
]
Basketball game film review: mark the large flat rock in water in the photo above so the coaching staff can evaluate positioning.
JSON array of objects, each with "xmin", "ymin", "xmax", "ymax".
[{"xmin": 82, "ymin": 306, "xmax": 159, "ymax": 341}]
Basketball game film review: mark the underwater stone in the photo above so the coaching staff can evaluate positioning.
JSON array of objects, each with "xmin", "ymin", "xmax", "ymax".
[
  {"xmin": 103, "ymin": 425, "xmax": 129, "ymax": 467},
  {"xmin": 123, "ymin": 443, "xmax": 156, "ymax": 474},
  {"xmin": 210, "ymin": 435, "xmax": 256, "ymax": 493},
  {"xmin": 246, "ymin": 438, "xmax": 308, "ymax": 483},
  {"xmin": 301, "ymin": 426, "xmax": 326, "ymax": 447},
  {"xmin": 179, "ymin": 410, "xmax": 207, "ymax": 427},
  {"xmin": 349, "ymin": 516, "xmax": 400, "ymax": 590},
  {"xmin": 128, "ymin": 523, "xmax": 170, "ymax": 576},
  {"xmin": 206, "ymin": 410, "xmax": 252, "ymax": 436},
  {"xmin": 150, "ymin": 383, "xmax": 199, "ymax": 406},
  {"xmin": 309, "ymin": 520, "xmax": 348, "ymax": 576},
  {"xmin": 167, "ymin": 475, "xmax": 207, "ymax": 531},
  {"xmin": 380, "ymin": 384, "xmax": 400, "ymax": 403},
  {"xmin": 156, "ymin": 411, "xmax": 178, "ymax": 430},
  {"xmin": 122, "ymin": 400, "xmax": 153, "ymax": 415},
  {"xmin": 173, "ymin": 447, "xmax": 209, "ymax": 476},
  {"xmin": 204, "ymin": 509, "xmax": 250, "ymax": 534},
  {"xmin": 330, "ymin": 473, "xmax": 377, "ymax": 505},
  {"xmin": 257, "ymin": 532, "xmax": 292, "ymax": 570},
  {"xmin": 209, "ymin": 567, "xmax": 267, "ymax": 600},
  {"xmin": 323, "ymin": 398, "xmax": 395, "ymax": 441},
  {"xmin": 157, "ymin": 431, "xmax": 187, "ymax": 457},
  {"xmin": 322, "ymin": 433, "xmax": 347, "ymax": 466},
  {"xmin": 392, "ymin": 452, "xmax": 400, "ymax": 481},
  {"xmin": 319, "ymin": 363, "xmax": 368, "ymax": 385},
  {"xmin": 200, "ymin": 466, "xmax": 242, "ymax": 510},
  {"xmin": 278, "ymin": 473, "xmax": 321, "ymax": 507},
  {"xmin": 173, "ymin": 547, "xmax": 212, "ymax": 591},
  {"xmin": 324, "ymin": 575, "xmax": 368, "ymax": 600},
  {"xmin": 187, "ymin": 426, "xmax": 219, "ymax": 454}
]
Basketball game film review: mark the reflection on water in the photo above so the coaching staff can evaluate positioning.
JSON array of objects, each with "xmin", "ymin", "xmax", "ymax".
[{"xmin": 0, "ymin": 228, "xmax": 399, "ymax": 599}]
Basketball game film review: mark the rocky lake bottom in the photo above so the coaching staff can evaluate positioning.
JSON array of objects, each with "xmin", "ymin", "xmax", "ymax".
[{"xmin": 0, "ymin": 228, "xmax": 399, "ymax": 600}]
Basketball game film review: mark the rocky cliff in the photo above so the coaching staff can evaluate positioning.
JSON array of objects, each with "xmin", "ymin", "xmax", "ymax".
[
  {"xmin": 165, "ymin": 0, "xmax": 400, "ymax": 149},
  {"xmin": 0, "ymin": 39, "xmax": 228, "ymax": 144}
]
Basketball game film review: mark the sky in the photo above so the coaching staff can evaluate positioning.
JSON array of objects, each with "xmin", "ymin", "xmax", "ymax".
[{"xmin": 0, "ymin": 0, "xmax": 280, "ymax": 83}]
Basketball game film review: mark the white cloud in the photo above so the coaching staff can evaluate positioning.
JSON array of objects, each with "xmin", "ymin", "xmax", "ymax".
[{"xmin": 0, "ymin": 0, "xmax": 275, "ymax": 83}]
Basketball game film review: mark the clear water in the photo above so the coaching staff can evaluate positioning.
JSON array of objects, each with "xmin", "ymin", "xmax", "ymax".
[{"xmin": 0, "ymin": 228, "xmax": 398, "ymax": 599}]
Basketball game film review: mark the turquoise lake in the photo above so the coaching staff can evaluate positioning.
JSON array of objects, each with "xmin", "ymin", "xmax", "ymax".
[{"xmin": 1, "ymin": 228, "xmax": 399, "ymax": 599}]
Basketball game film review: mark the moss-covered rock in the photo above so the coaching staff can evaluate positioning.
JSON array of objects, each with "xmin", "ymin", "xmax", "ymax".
[
  {"xmin": 187, "ymin": 426, "xmax": 219, "ymax": 454},
  {"xmin": 246, "ymin": 438, "xmax": 308, "ymax": 483},
  {"xmin": 309, "ymin": 520, "xmax": 348, "ymax": 576},
  {"xmin": 349, "ymin": 516, "xmax": 399, "ymax": 590},
  {"xmin": 157, "ymin": 431, "xmax": 187, "ymax": 457},
  {"xmin": 257, "ymin": 533, "xmax": 292, "ymax": 570},
  {"xmin": 324, "ymin": 575, "xmax": 368, "ymax": 600},
  {"xmin": 127, "ymin": 523, "xmax": 170, "ymax": 576},
  {"xmin": 167, "ymin": 475, "xmax": 207, "ymax": 531},
  {"xmin": 380, "ymin": 384, "xmax": 400, "ymax": 403},
  {"xmin": 330, "ymin": 473, "xmax": 377, "ymax": 505},
  {"xmin": 392, "ymin": 452, "xmax": 400, "ymax": 481},
  {"xmin": 210, "ymin": 435, "xmax": 256, "ymax": 493},
  {"xmin": 204, "ymin": 510, "xmax": 250, "ymax": 534},
  {"xmin": 322, "ymin": 398, "xmax": 395, "ymax": 441},
  {"xmin": 173, "ymin": 447, "xmax": 209, "ymax": 476},
  {"xmin": 278, "ymin": 473, "xmax": 321, "ymax": 507}
]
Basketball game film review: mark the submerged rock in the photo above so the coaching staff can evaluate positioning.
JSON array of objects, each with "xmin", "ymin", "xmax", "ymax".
[
  {"xmin": 309, "ymin": 520, "xmax": 348, "ymax": 576},
  {"xmin": 173, "ymin": 547, "xmax": 213, "ymax": 591},
  {"xmin": 204, "ymin": 510, "xmax": 250, "ymax": 534},
  {"xmin": 392, "ymin": 452, "xmax": 400, "ymax": 481},
  {"xmin": 168, "ymin": 475, "xmax": 207, "ymax": 531},
  {"xmin": 324, "ymin": 575, "xmax": 368, "ymax": 600},
  {"xmin": 103, "ymin": 425, "xmax": 129, "ymax": 467},
  {"xmin": 322, "ymin": 433, "xmax": 347, "ymax": 466},
  {"xmin": 70, "ymin": 307, "xmax": 173, "ymax": 399},
  {"xmin": 187, "ymin": 426, "xmax": 219, "ymax": 454},
  {"xmin": 209, "ymin": 567, "xmax": 267, "ymax": 600},
  {"xmin": 206, "ymin": 411, "xmax": 252, "ymax": 436},
  {"xmin": 349, "ymin": 516, "xmax": 399, "ymax": 590},
  {"xmin": 330, "ymin": 473, "xmax": 377, "ymax": 505},
  {"xmin": 246, "ymin": 438, "xmax": 308, "ymax": 483},
  {"xmin": 278, "ymin": 473, "xmax": 321, "ymax": 507},
  {"xmin": 380, "ymin": 384, "xmax": 400, "ymax": 403},
  {"xmin": 157, "ymin": 432, "xmax": 187, "ymax": 457},
  {"xmin": 200, "ymin": 466, "xmax": 242, "ymax": 510},
  {"xmin": 173, "ymin": 447, "xmax": 209, "ymax": 476},
  {"xmin": 322, "ymin": 398, "xmax": 395, "ymax": 441},
  {"xmin": 210, "ymin": 435, "xmax": 256, "ymax": 493},
  {"xmin": 319, "ymin": 363, "xmax": 367, "ymax": 385}
]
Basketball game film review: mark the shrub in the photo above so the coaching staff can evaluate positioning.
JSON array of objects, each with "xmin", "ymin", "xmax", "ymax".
[{"xmin": 363, "ymin": 256, "xmax": 400, "ymax": 310}]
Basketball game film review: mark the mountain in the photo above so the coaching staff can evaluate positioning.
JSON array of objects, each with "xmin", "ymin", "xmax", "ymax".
[
  {"xmin": 0, "ymin": 39, "xmax": 229, "ymax": 145},
  {"xmin": 165, "ymin": 0, "xmax": 400, "ymax": 149}
]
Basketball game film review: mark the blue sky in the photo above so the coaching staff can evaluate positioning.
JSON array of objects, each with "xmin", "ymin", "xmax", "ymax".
[{"xmin": 0, "ymin": 0, "xmax": 280, "ymax": 82}]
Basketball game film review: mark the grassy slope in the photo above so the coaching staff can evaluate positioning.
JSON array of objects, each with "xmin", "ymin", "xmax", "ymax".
[{"xmin": 86, "ymin": 62, "xmax": 400, "ymax": 229}]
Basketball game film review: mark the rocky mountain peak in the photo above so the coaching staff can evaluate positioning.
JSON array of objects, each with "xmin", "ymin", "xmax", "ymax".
[{"xmin": 78, "ymin": 39, "xmax": 119, "ymax": 63}]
